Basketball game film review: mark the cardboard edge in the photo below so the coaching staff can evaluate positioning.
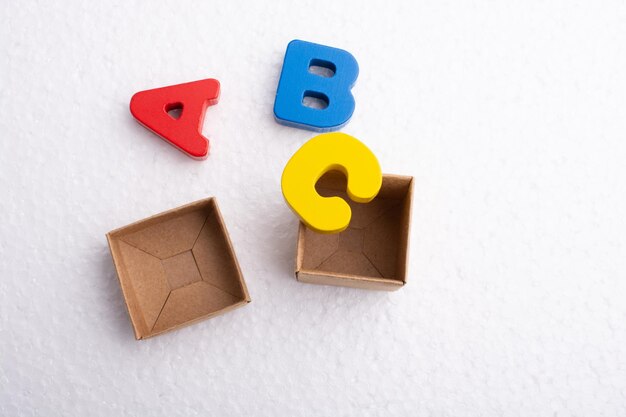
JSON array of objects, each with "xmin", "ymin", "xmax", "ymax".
[
  {"xmin": 295, "ymin": 222, "xmax": 306, "ymax": 276},
  {"xmin": 297, "ymin": 270, "xmax": 404, "ymax": 291},
  {"xmin": 106, "ymin": 232, "xmax": 145, "ymax": 340},
  {"xmin": 139, "ymin": 298, "xmax": 250, "ymax": 340},
  {"xmin": 107, "ymin": 197, "xmax": 217, "ymax": 238},
  {"xmin": 210, "ymin": 198, "xmax": 252, "ymax": 303},
  {"xmin": 394, "ymin": 174, "xmax": 414, "ymax": 284}
]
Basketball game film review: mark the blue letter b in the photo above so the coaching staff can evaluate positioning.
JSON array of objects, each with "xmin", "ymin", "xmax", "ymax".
[{"xmin": 273, "ymin": 40, "xmax": 359, "ymax": 132}]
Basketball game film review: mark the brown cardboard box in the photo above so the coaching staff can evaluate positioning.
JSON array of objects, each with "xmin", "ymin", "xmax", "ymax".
[
  {"xmin": 296, "ymin": 172, "xmax": 413, "ymax": 291},
  {"xmin": 106, "ymin": 198, "xmax": 250, "ymax": 339}
]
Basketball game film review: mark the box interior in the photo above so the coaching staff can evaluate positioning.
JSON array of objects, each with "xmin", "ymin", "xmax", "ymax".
[
  {"xmin": 296, "ymin": 171, "xmax": 413, "ymax": 287},
  {"xmin": 107, "ymin": 198, "xmax": 249, "ymax": 339}
]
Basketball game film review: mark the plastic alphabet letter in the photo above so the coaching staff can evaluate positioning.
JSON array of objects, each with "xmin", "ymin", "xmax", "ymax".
[
  {"xmin": 281, "ymin": 133, "xmax": 382, "ymax": 234},
  {"xmin": 130, "ymin": 79, "xmax": 220, "ymax": 159},
  {"xmin": 274, "ymin": 40, "xmax": 359, "ymax": 132}
]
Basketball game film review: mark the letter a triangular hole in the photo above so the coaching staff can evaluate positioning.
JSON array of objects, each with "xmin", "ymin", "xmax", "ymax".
[{"xmin": 130, "ymin": 79, "xmax": 220, "ymax": 159}]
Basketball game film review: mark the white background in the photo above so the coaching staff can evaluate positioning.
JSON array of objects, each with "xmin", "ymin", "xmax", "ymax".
[{"xmin": 1, "ymin": 1, "xmax": 625, "ymax": 416}]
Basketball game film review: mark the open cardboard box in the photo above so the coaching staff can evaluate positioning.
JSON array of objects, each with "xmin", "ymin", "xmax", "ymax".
[
  {"xmin": 107, "ymin": 198, "xmax": 250, "ymax": 339},
  {"xmin": 296, "ymin": 172, "xmax": 413, "ymax": 291}
]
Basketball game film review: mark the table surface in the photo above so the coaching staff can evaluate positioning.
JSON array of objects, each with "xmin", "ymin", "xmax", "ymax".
[{"xmin": 1, "ymin": 1, "xmax": 625, "ymax": 416}]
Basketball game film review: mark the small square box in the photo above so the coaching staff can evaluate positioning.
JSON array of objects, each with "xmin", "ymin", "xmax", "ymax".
[
  {"xmin": 295, "ymin": 173, "xmax": 413, "ymax": 291},
  {"xmin": 107, "ymin": 198, "xmax": 250, "ymax": 339}
]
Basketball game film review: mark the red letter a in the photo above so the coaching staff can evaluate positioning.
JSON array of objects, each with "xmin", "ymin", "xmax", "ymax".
[{"xmin": 130, "ymin": 79, "xmax": 220, "ymax": 159}]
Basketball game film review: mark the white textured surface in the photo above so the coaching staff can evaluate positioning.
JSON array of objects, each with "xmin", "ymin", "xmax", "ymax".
[{"xmin": 1, "ymin": 1, "xmax": 626, "ymax": 415}]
